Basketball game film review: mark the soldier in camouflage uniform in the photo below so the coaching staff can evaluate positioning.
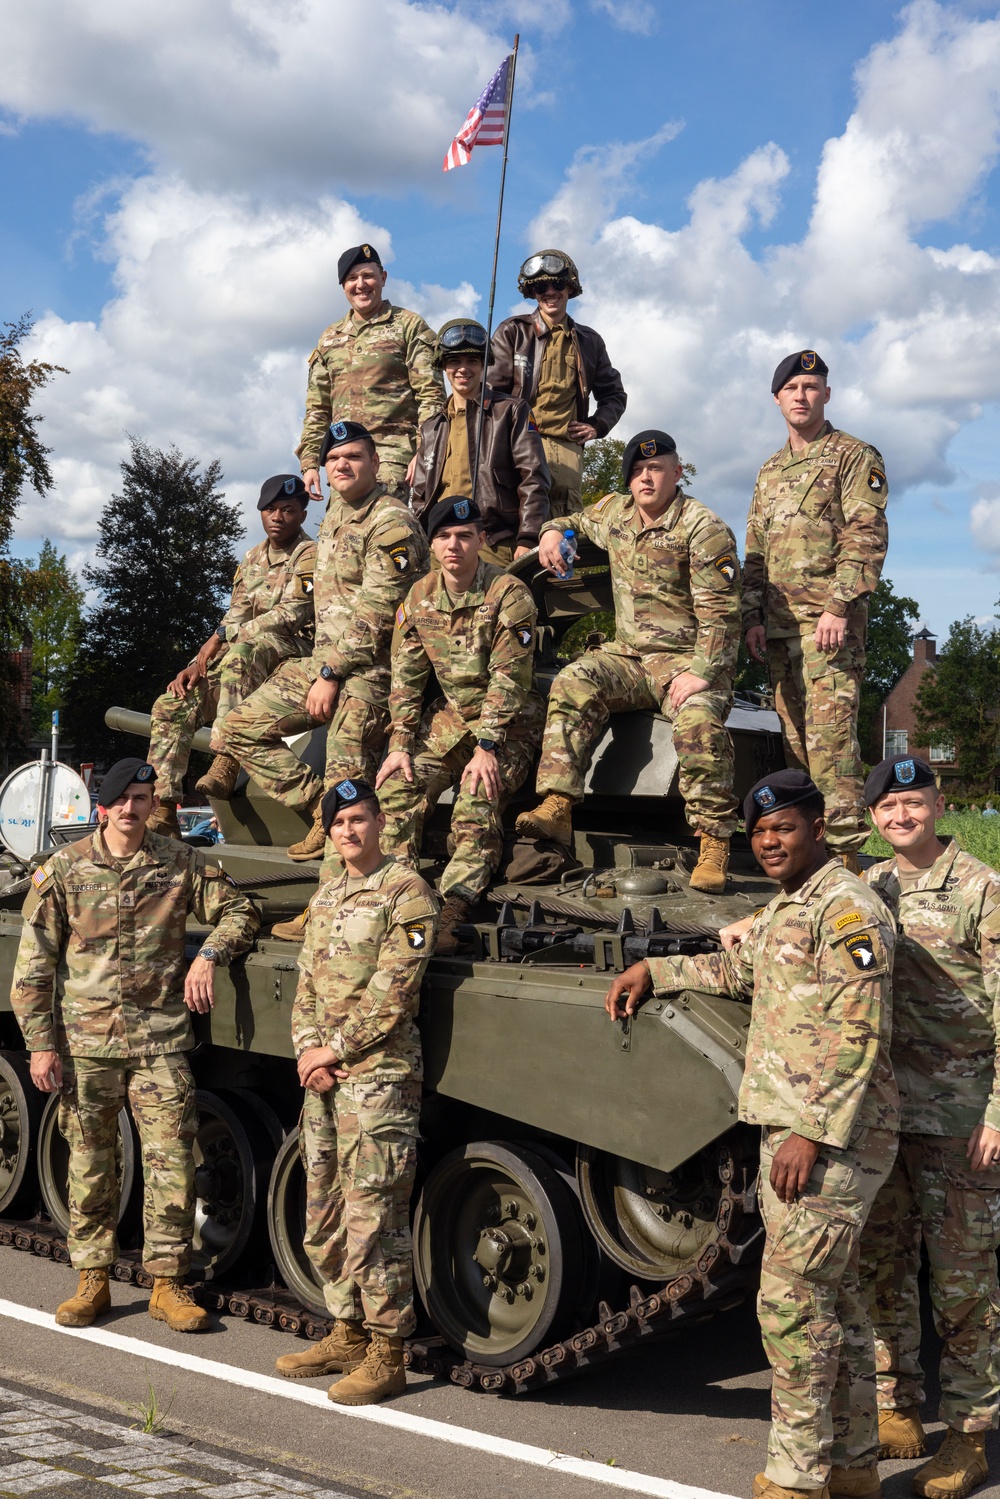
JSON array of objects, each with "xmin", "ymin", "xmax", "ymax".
[
  {"xmin": 273, "ymin": 778, "xmax": 438, "ymax": 1405},
  {"xmin": 375, "ymin": 496, "xmax": 545, "ymax": 951},
  {"xmin": 9, "ymin": 758, "xmax": 258, "ymax": 1333},
  {"xmin": 517, "ymin": 429, "xmax": 741, "ymax": 894},
  {"xmin": 607, "ymin": 769, "xmax": 898, "ymax": 1499},
  {"xmin": 298, "ymin": 243, "xmax": 444, "ymax": 498},
  {"xmin": 216, "ymin": 422, "xmax": 429, "ymax": 862},
  {"xmin": 147, "ymin": 475, "xmax": 316, "ymax": 833},
  {"xmin": 743, "ymin": 352, "xmax": 889, "ymax": 869},
  {"xmin": 859, "ymin": 754, "xmax": 1000, "ymax": 1499}
]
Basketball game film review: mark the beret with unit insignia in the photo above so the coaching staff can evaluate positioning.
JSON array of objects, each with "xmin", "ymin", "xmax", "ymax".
[
  {"xmin": 425, "ymin": 495, "xmax": 483, "ymax": 541},
  {"xmin": 622, "ymin": 429, "xmax": 677, "ymax": 486},
  {"xmin": 338, "ymin": 243, "xmax": 383, "ymax": 284},
  {"xmin": 744, "ymin": 768, "xmax": 823, "ymax": 836},
  {"xmin": 258, "ymin": 473, "xmax": 308, "ymax": 510},
  {"xmin": 319, "ymin": 420, "xmax": 375, "ymax": 466},
  {"xmin": 771, "ymin": 349, "xmax": 829, "ymax": 394},
  {"xmin": 321, "ymin": 777, "xmax": 379, "ymax": 834},
  {"xmin": 863, "ymin": 753, "xmax": 936, "ymax": 807},
  {"xmin": 99, "ymin": 758, "xmax": 157, "ymax": 807}
]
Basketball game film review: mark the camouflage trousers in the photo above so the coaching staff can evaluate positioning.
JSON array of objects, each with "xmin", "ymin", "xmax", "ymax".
[
  {"xmin": 758, "ymin": 1125, "xmax": 897, "ymax": 1490},
  {"xmin": 215, "ymin": 659, "xmax": 388, "ymax": 812},
  {"xmin": 536, "ymin": 648, "xmax": 738, "ymax": 838},
  {"xmin": 150, "ymin": 635, "xmax": 299, "ymax": 801},
  {"xmin": 860, "ymin": 1133, "xmax": 1000, "ymax": 1431},
  {"xmin": 58, "ymin": 1054, "xmax": 197, "ymax": 1278},
  {"xmin": 375, "ymin": 448, "xmax": 411, "ymax": 502},
  {"xmin": 540, "ymin": 434, "xmax": 583, "ymax": 517},
  {"xmin": 299, "ymin": 1076, "xmax": 420, "ymax": 1337},
  {"xmin": 767, "ymin": 627, "xmax": 867, "ymax": 856},
  {"xmin": 379, "ymin": 696, "xmax": 546, "ymax": 901}
]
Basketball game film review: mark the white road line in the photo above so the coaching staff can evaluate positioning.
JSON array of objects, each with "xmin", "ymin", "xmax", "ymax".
[{"xmin": 0, "ymin": 1296, "xmax": 738, "ymax": 1499}]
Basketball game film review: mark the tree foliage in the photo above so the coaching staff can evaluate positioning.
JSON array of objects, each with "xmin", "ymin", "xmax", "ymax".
[
  {"xmin": 858, "ymin": 577, "xmax": 919, "ymax": 759},
  {"xmin": 915, "ymin": 616, "xmax": 1000, "ymax": 788},
  {"xmin": 21, "ymin": 540, "xmax": 85, "ymax": 736}
]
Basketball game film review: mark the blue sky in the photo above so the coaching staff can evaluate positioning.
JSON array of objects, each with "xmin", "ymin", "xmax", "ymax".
[{"xmin": 2, "ymin": 0, "xmax": 1000, "ymax": 641}]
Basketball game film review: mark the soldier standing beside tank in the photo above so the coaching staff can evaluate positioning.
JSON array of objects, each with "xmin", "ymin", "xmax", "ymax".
[
  {"xmin": 9, "ymin": 758, "xmax": 258, "ymax": 1333},
  {"xmin": 297, "ymin": 244, "xmax": 444, "ymax": 499},
  {"xmin": 516, "ymin": 430, "xmax": 742, "ymax": 895},
  {"xmin": 490, "ymin": 250, "xmax": 626, "ymax": 516},
  {"xmin": 375, "ymin": 497, "xmax": 545, "ymax": 952},
  {"xmin": 743, "ymin": 352, "xmax": 889, "ymax": 873},
  {"xmin": 273, "ymin": 778, "xmax": 437, "ymax": 1405},
  {"xmin": 147, "ymin": 476, "xmax": 316, "ymax": 836},
  {"xmin": 606, "ymin": 770, "xmax": 898, "ymax": 1499},
  {"xmin": 410, "ymin": 319, "xmax": 550, "ymax": 564}
]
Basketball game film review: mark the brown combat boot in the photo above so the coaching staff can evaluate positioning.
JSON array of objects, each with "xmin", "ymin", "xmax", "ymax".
[
  {"xmin": 753, "ymin": 1476, "xmax": 830, "ymax": 1499},
  {"xmin": 327, "ymin": 1330, "xmax": 406, "ymax": 1406},
  {"xmin": 147, "ymin": 800, "xmax": 182, "ymax": 840},
  {"xmin": 287, "ymin": 798, "xmax": 326, "ymax": 861},
  {"xmin": 840, "ymin": 851, "xmax": 864, "ymax": 876},
  {"xmin": 148, "ymin": 1277, "xmax": 210, "ymax": 1332},
  {"xmin": 435, "ymin": 894, "xmax": 474, "ymax": 954},
  {"xmin": 196, "ymin": 754, "xmax": 241, "ymax": 800},
  {"xmin": 515, "ymin": 792, "xmax": 574, "ymax": 848},
  {"xmin": 913, "ymin": 1430, "xmax": 989, "ymax": 1499},
  {"xmin": 56, "ymin": 1268, "xmax": 111, "ymax": 1327},
  {"xmin": 271, "ymin": 906, "xmax": 310, "ymax": 941},
  {"xmin": 689, "ymin": 833, "xmax": 730, "ymax": 893},
  {"xmin": 275, "ymin": 1320, "xmax": 369, "ymax": 1379},
  {"xmin": 829, "ymin": 1466, "xmax": 881, "ymax": 1497},
  {"xmin": 880, "ymin": 1406, "xmax": 927, "ymax": 1459}
]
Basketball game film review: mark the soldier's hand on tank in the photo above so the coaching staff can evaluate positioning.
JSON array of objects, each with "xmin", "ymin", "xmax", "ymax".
[
  {"xmin": 29, "ymin": 1050, "xmax": 62, "ymax": 1093},
  {"xmin": 184, "ymin": 955, "xmax": 216, "ymax": 1014},
  {"xmin": 718, "ymin": 913, "xmax": 756, "ymax": 950},
  {"xmin": 567, "ymin": 421, "xmax": 597, "ymax": 444},
  {"xmin": 667, "ymin": 671, "xmax": 709, "ymax": 713},
  {"xmin": 604, "ymin": 961, "xmax": 652, "ymax": 1021},
  {"xmin": 167, "ymin": 663, "xmax": 201, "ymax": 699},
  {"xmin": 538, "ymin": 530, "xmax": 569, "ymax": 577},
  {"xmin": 303, "ymin": 468, "xmax": 323, "ymax": 500},
  {"xmin": 814, "ymin": 611, "xmax": 847, "ymax": 653},
  {"xmin": 376, "ymin": 752, "xmax": 413, "ymax": 789},
  {"xmin": 967, "ymin": 1122, "xmax": 1000, "ymax": 1171},
  {"xmin": 306, "ymin": 675, "xmax": 339, "ymax": 723},
  {"xmin": 462, "ymin": 747, "xmax": 501, "ymax": 801},
  {"xmin": 745, "ymin": 625, "xmax": 768, "ymax": 664},
  {"xmin": 769, "ymin": 1131, "xmax": 820, "ymax": 1204}
]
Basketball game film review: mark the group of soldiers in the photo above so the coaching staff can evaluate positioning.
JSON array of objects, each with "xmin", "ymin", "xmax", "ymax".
[{"xmin": 7, "ymin": 240, "xmax": 1000, "ymax": 1494}]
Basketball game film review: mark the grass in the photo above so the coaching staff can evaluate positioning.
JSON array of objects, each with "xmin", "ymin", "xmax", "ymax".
[
  {"xmin": 863, "ymin": 811, "xmax": 1000, "ymax": 869},
  {"xmin": 125, "ymin": 1380, "xmax": 176, "ymax": 1435}
]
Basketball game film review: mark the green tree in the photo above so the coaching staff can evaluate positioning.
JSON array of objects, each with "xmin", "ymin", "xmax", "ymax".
[
  {"xmin": 64, "ymin": 438, "xmax": 244, "ymax": 763},
  {"xmin": 22, "ymin": 540, "xmax": 85, "ymax": 735},
  {"xmin": 915, "ymin": 616, "xmax": 1000, "ymax": 788},
  {"xmin": 858, "ymin": 577, "xmax": 919, "ymax": 760}
]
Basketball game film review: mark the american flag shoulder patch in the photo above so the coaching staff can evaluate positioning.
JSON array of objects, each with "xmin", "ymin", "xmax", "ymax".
[{"xmin": 32, "ymin": 862, "xmax": 55, "ymax": 890}]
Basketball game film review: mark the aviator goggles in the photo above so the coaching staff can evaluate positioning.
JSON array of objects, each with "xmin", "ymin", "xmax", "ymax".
[
  {"xmin": 520, "ymin": 252, "xmax": 571, "ymax": 280},
  {"xmin": 438, "ymin": 322, "xmax": 489, "ymax": 352}
]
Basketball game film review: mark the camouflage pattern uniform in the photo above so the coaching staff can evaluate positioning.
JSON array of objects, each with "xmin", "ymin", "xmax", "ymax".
[
  {"xmin": 217, "ymin": 485, "xmax": 429, "ymax": 810},
  {"xmin": 297, "ymin": 303, "xmax": 444, "ymax": 492},
  {"xmin": 648, "ymin": 859, "xmax": 898, "ymax": 1489},
  {"xmin": 380, "ymin": 561, "xmax": 545, "ymax": 901},
  {"xmin": 292, "ymin": 856, "xmax": 438, "ymax": 1335},
  {"xmin": 743, "ymin": 426, "xmax": 889, "ymax": 854},
  {"xmin": 149, "ymin": 532, "xmax": 317, "ymax": 800},
  {"xmin": 9, "ymin": 831, "xmax": 258, "ymax": 1276},
  {"xmin": 537, "ymin": 490, "xmax": 741, "ymax": 837},
  {"xmin": 860, "ymin": 842, "xmax": 1000, "ymax": 1431}
]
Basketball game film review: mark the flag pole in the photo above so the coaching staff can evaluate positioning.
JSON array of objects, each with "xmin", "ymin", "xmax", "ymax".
[{"xmin": 470, "ymin": 34, "xmax": 519, "ymax": 511}]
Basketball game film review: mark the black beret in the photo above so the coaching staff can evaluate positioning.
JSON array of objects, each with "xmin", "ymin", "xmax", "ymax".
[
  {"xmin": 258, "ymin": 474, "xmax": 307, "ymax": 510},
  {"xmin": 338, "ymin": 243, "xmax": 383, "ymax": 284},
  {"xmin": 319, "ymin": 420, "xmax": 375, "ymax": 466},
  {"xmin": 864, "ymin": 754, "xmax": 936, "ymax": 807},
  {"xmin": 99, "ymin": 758, "xmax": 156, "ymax": 807},
  {"xmin": 321, "ymin": 777, "xmax": 379, "ymax": 834},
  {"xmin": 744, "ymin": 769, "xmax": 823, "ymax": 836},
  {"xmin": 425, "ymin": 495, "xmax": 483, "ymax": 541},
  {"xmin": 771, "ymin": 350, "xmax": 829, "ymax": 394},
  {"xmin": 622, "ymin": 430, "xmax": 677, "ymax": 486}
]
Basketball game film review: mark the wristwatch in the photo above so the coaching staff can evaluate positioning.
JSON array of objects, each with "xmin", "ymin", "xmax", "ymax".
[
  {"xmin": 198, "ymin": 946, "xmax": 221, "ymax": 963},
  {"xmin": 215, "ymin": 626, "xmax": 227, "ymax": 642},
  {"xmin": 319, "ymin": 665, "xmax": 337, "ymax": 682},
  {"xmin": 477, "ymin": 738, "xmax": 497, "ymax": 752}
]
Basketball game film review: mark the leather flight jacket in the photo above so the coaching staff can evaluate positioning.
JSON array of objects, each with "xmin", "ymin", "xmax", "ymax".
[{"xmin": 489, "ymin": 311, "xmax": 627, "ymax": 438}]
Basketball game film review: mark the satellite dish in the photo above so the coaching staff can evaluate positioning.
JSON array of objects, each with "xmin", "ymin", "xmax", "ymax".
[{"xmin": 0, "ymin": 761, "xmax": 92, "ymax": 860}]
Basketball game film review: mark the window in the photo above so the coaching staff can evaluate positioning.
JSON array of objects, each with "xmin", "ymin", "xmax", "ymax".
[
  {"xmin": 884, "ymin": 729, "xmax": 908, "ymax": 756},
  {"xmin": 929, "ymin": 742, "xmax": 954, "ymax": 764}
]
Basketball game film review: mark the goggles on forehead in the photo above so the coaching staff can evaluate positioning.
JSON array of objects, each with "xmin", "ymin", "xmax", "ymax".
[
  {"xmin": 520, "ymin": 252, "xmax": 570, "ymax": 280},
  {"xmin": 438, "ymin": 322, "xmax": 489, "ymax": 351}
]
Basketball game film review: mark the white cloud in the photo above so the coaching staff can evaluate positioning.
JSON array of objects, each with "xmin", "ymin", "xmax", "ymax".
[{"xmin": 589, "ymin": 0, "xmax": 657, "ymax": 35}]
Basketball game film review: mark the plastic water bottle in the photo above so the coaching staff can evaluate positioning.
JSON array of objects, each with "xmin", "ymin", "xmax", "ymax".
[{"xmin": 559, "ymin": 529, "xmax": 577, "ymax": 579}]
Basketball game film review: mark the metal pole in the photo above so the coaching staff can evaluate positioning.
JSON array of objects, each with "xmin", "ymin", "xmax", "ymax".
[
  {"xmin": 51, "ymin": 708, "xmax": 59, "ymax": 766},
  {"xmin": 32, "ymin": 748, "xmax": 49, "ymax": 859},
  {"xmin": 470, "ymin": 35, "xmax": 519, "ymax": 508}
]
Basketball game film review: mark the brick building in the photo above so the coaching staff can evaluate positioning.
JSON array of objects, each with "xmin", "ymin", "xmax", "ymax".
[{"xmin": 878, "ymin": 627, "xmax": 956, "ymax": 775}]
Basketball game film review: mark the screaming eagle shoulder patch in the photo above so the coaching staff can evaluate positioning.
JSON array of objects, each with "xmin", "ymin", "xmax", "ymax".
[
  {"xmin": 403, "ymin": 922, "xmax": 427, "ymax": 950},
  {"xmin": 867, "ymin": 467, "xmax": 886, "ymax": 494},
  {"xmin": 388, "ymin": 544, "xmax": 410, "ymax": 575},
  {"xmin": 845, "ymin": 933, "xmax": 877, "ymax": 971},
  {"xmin": 713, "ymin": 553, "xmax": 737, "ymax": 584}
]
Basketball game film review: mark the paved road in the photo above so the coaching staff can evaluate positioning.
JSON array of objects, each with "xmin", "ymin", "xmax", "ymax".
[{"xmin": 1, "ymin": 1250, "xmax": 997, "ymax": 1499}]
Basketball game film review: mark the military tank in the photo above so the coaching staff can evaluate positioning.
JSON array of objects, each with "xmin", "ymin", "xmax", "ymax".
[{"xmin": 0, "ymin": 542, "xmax": 782, "ymax": 1393}]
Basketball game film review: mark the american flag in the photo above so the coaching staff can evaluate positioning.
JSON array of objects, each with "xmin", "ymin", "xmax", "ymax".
[{"xmin": 443, "ymin": 55, "xmax": 511, "ymax": 172}]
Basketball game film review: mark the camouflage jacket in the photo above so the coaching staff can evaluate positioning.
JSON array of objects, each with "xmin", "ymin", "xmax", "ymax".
[
  {"xmin": 388, "ymin": 562, "xmax": 541, "ymax": 755},
  {"xmin": 11, "ymin": 830, "xmax": 258, "ymax": 1059},
  {"xmin": 541, "ymin": 489, "xmax": 741, "ymax": 690},
  {"xmin": 647, "ymin": 858, "xmax": 898, "ymax": 1148},
  {"xmin": 292, "ymin": 856, "xmax": 439, "ymax": 1080},
  {"xmin": 297, "ymin": 302, "xmax": 444, "ymax": 472},
  {"xmin": 864, "ymin": 840, "xmax": 1000, "ymax": 1136},
  {"xmin": 312, "ymin": 482, "xmax": 429, "ymax": 704},
  {"xmin": 219, "ymin": 531, "xmax": 316, "ymax": 648},
  {"xmin": 743, "ymin": 423, "xmax": 889, "ymax": 638}
]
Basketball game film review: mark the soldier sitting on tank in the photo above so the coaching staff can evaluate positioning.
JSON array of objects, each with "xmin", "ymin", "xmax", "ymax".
[
  {"xmin": 374, "ymin": 496, "xmax": 545, "ymax": 952},
  {"xmin": 146, "ymin": 476, "xmax": 316, "ymax": 839},
  {"xmin": 515, "ymin": 430, "xmax": 742, "ymax": 894},
  {"xmin": 10, "ymin": 757, "xmax": 258, "ymax": 1334},
  {"xmin": 409, "ymin": 319, "xmax": 550, "ymax": 565}
]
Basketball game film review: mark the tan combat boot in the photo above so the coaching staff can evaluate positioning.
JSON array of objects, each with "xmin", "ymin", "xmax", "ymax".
[
  {"xmin": 148, "ymin": 1278, "xmax": 210, "ymax": 1332},
  {"xmin": 196, "ymin": 754, "xmax": 241, "ymax": 801},
  {"xmin": 829, "ymin": 1466, "xmax": 881, "ymax": 1497},
  {"xmin": 840, "ymin": 851, "xmax": 863, "ymax": 877},
  {"xmin": 913, "ymin": 1430, "xmax": 989, "ymax": 1499},
  {"xmin": 147, "ymin": 800, "xmax": 182, "ymax": 840},
  {"xmin": 689, "ymin": 833, "xmax": 730, "ymax": 894},
  {"xmin": 880, "ymin": 1406, "xmax": 927, "ymax": 1459},
  {"xmin": 56, "ymin": 1268, "xmax": 111, "ymax": 1327},
  {"xmin": 275, "ymin": 1320, "xmax": 369, "ymax": 1379},
  {"xmin": 287, "ymin": 798, "xmax": 326, "ymax": 862},
  {"xmin": 515, "ymin": 792, "xmax": 574, "ymax": 848},
  {"xmin": 753, "ymin": 1476, "xmax": 830, "ymax": 1499},
  {"xmin": 435, "ymin": 894, "xmax": 474, "ymax": 955},
  {"xmin": 327, "ymin": 1330, "xmax": 406, "ymax": 1406},
  {"xmin": 271, "ymin": 907, "xmax": 310, "ymax": 941}
]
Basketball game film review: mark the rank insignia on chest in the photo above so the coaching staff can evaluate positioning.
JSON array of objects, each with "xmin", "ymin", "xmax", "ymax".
[
  {"xmin": 515, "ymin": 626, "xmax": 533, "ymax": 647},
  {"xmin": 868, "ymin": 467, "xmax": 886, "ymax": 493},
  {"xmin": 713, "ymin": 553, "xmax": 736, "ymax": 583},
  {"xmin": 845, "ymin": 933, "xmax": 876, "ymax": 970},
  {"xmin": 404, "ymin": 922, "xmax": 427, "ymax": 950},
  {"xmin": 389, "ymin": 545, "xmax": 410, "ymax": 574}
]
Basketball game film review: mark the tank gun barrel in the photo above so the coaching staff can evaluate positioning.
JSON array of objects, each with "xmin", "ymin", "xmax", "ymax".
[
  {"xmin": 463, "ymin": 903, "xmax": 720, "ymax": 969},
  {"xmin": 104, "ymin": 706, "xmax": 214, "ymax": 754}
]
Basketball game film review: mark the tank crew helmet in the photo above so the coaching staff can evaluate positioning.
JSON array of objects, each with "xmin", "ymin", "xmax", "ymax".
[
  {"xmin": 863, "ymin": 754, "xmax": 936, "ymax": 807},
  {"xmin": 99, "ymin": 758, "xmax": 157, "ymax": 807},
  {"xmin": 425, "ymin": 495, "xmax": 483, "ymax": 541},
  {"xmin": 622, "ymin": 430, "xmax": 677, "ymax": 486},
  {"xmin": 744, "ymin": 769, "xmax": 824, "ymax": 837},
  {"xmin": 338, "ymin": 243, "xmax": 383, "ymax": 284},
  {"xmin": 771, "ymin": 350, "xmax": 829, "ymax": 394},
  {"xmin": 319, "ymin": 420, "xmax": 376, "ymax": 466},
  {"xmin": 258, "ymin": 474, "xmax": 308, "ymax": 509},
  {"xmin": 321, "ymin": 777, "xmax": 379, "ymax": 833},
  {"xmin": 517, "ymin": 249, "xmax": 583, "ymax": 299},
  {"xmin": 433, "ymin": 319, "xmax": 491, "ymax": 370}
]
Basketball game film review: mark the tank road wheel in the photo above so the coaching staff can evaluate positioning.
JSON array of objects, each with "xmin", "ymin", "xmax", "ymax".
[
  {"xmin": 0, "ymin": 1052, "xmax": 44, "ymax": 1216},
  {"xmin": 413, "ymin": 1140, "xmax": 587, "ymax": 1366},
  {"xmin": 37, "ymin": 1094, "xmax": 138, "ymax": 1238},
  {"xmin": 192, "ymin": 1090, "xmax": 276, "ymax": 1279},
  {"xmin": 266, "ymin": 1127, "xmax": 327, "ymax": 1317}
]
